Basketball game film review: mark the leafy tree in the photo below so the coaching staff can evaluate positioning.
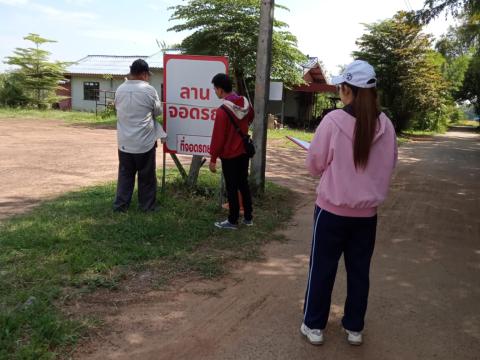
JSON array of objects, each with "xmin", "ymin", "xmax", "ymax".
[
  {"xmin": 0, "ymin": 72, "xmax": 29, "ymax": 107},
  {"xmin": 436, "ymin": 24, "xmax": 473, "ymax": 57},
  {"xmin": 416, "ymin": 0, "xmax": 479, "ymax": 23},
  {"xmin": 459, "ymin": 51, "xmax": 480, "ymax": 114},
  {"xmin": 425, "ymin": 0, "xmax": 480, "ymax": 117},
  {"xmin": 436, "ymin": 26, "xmax": 473, "ymax": 100},
  {"xmin": 354, "ymin": 11, "xmax": 449, "ymax": 131},
  {"xmin": 168, "ymin": 0, "xmax": 307, "ymax": 95},
  {"xmin": 418, "ymin": 1, "xmax": 479, "ymax": 51},
  {"xmin": 5, "ymin": 33, "xmax": 70, "ymax": 108}
]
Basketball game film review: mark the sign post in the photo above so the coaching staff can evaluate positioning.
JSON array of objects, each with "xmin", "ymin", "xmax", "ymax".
[
  {"xmin": 163, "ymin": 54, "xmax": 228, "ymax": 156},
  {"xmin": 163, "ymin": 54, "xmax": 228, "ymax": 188}
]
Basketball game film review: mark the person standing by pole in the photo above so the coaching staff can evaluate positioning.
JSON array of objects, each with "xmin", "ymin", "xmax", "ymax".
[
  {"xmin": 301, "ymin": 60, "xmax": 397, "ymax": 346},
  {"xmin": 113, "ymin": 59, "xmax": 166, "ymax": 212},
  {"xmin": 208, "ymin": 73, "xmax": 254, "ymax": 230}
]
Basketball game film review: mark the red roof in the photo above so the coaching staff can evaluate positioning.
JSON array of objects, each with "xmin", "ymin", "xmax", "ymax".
[
  {"xmin": 294, "ymin": 61, "xmax": 336, "ymax": 93},
  {"xmin": 295, "ymin": 83, "xmax": 336, "ymax": 92}
]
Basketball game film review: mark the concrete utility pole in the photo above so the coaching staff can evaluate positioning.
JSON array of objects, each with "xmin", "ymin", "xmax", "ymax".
[{"xmin": 250, "ymin": 0, "xmax": 275, "ymax": 194}]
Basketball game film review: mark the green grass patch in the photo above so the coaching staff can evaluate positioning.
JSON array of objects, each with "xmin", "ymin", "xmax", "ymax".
[
  {"xmin": 396, "ymin": 136, "xmax": 410, "ymax": 145},
  {"xmin": 267, "ymin": 128, "xmax": 314, "ymax": 148},
  {"xmin": 267, "ymin": 129, "xmax": 412, "ymax": 147},
  {"xmin": 267, "ymin": 128, "xmax": 412, "ymax": 147},
  {"xmin": 401, "ymin": 129, "xmax": 437, "ymax": 137},
  {"xmin": 0, "ymin": 169, "xmax": 294, "ymax": 359},
  {"xmin": 453, "ymin": 119, "xmax": 479, "ymax": 127},
  {"xmin": 0, "ymin": 108, "xmax": 117, "ymax": 128}
]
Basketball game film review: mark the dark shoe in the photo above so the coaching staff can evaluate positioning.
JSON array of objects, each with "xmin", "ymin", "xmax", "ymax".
[
  {"xmin": 214, "ymin": 219, "xmax": 238, "ymax": 230},
  {"xmin": 242, "ymin": 219, "xmax": 253, "ymax": 226},
  {"xmin": 141, "ymin": 207, "xmax": 159, "ymax": 213}
]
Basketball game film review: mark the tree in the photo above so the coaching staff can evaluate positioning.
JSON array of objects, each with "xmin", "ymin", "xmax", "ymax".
[
  {"xmin": 416, "ymin": 0, "xmax": 479, "ymax": 23},
  {"xmin": 354, "ymin": 11, "xmax": 449, "ymax": 131},
  {"xmin": 459, "ymin": 51, "xmax": 480, "ymax": 114},
  {"xmin": 436, "ymin": 26, "xmax": 473, "ymax": 101},
  {"xmin": 0, "ymin": 72, "xmax": 29, "ymax": 107},
  {"xmin": 417, "ymin": 1, "xmax": 479, "ymax": 50},
  {"xmin": 168, "ymin": 0, "xmax": 307, "ymax": 96},
  {"xmin": 431, "ymin": 2, "xmax": 479, "ymax": 116},
  {"xmin": 5, "ymin": 33, "xmax": 70, "ymax": 108}
]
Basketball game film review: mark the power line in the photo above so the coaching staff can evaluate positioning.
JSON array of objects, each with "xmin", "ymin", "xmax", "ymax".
[
  {"xmin": 406, "ymin": 0, "xmax": 414, "ymax": 11},
  {"xmin": 403, "ymin": 0, "xmax": 413, "ymax": 11}
]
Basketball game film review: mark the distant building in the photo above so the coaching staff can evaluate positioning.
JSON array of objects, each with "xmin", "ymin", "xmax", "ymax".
[
  {"xmin": 62, "ymin": 52, "xmax": 163, "ymax": 112},
  {"xmin": 267, "ymin": 57, "xmax": 336, "ymax": 129},
  {"xmin": 62, "ymin": 53, "xmax": 335, "ymax": 129}
]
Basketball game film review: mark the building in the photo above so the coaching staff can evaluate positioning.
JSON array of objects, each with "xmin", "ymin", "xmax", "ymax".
[
  {"xmin": 63, "ymin": 52, "xmax": 163, "ymax": 112},
  {"xmin": 63, "ymin": 53, "xmax": 335, "ymax": 129},
  {"xmin": 267, "ymin": 57, "xmax": 336, "ymax": 129}
]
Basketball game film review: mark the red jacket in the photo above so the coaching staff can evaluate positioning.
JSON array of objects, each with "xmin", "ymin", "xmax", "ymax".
[{"xmin": 209, "ymin": 94, "xmax": 254, "ymax": 163}]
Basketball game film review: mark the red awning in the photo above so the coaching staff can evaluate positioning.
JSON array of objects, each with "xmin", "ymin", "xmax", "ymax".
[
  {"xmin": 294, "ymin": 83, "xmax": 336, "ymax": 93},
  {"xmin": 292, "ymin": 61, "xmax": 336, "ymax": 93}
]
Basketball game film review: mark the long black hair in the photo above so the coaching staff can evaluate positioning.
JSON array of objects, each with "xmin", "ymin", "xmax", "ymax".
[{"xmin": 340, "ymin": 83, "xmax": 380, "ymax": 169}]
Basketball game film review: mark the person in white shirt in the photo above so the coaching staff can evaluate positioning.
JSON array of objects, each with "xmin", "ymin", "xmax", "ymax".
[{"xmin": 113, "ymin": 59, "xmax": 166, "ymax": 212}]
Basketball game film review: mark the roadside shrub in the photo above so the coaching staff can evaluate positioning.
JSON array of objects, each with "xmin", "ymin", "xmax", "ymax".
[{"xmin": 0, "ymin": 73, "xmax": 29, "ymax": 107}]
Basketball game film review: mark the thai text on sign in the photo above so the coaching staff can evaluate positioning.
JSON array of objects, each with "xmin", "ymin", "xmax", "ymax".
[{"xmin": 163, "ymin": 54, "xmax": 229, "ymax": 155}]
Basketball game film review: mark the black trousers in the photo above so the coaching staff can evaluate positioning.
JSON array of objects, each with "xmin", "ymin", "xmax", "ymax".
[
  {"xmin": 303, "ymin": 206, "xmax": 377, "ymax": 332},
  {"xmin": 113, "ymin": 144, "xmax": 157, "ymax": 211},
  {"xmin": 221, "ymin": 154, "xmax": 253, "ymax": 224}
]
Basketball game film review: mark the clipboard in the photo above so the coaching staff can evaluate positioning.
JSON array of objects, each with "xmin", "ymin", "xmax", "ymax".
[{"xmin": 286, "ymin": 136, "xmax": 310, "ymax": 150}]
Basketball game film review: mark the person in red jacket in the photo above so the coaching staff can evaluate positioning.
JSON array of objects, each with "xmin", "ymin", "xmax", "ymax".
[{"xmin": 209, "ymin": 73, "xmax": 254, "ymax": 229}]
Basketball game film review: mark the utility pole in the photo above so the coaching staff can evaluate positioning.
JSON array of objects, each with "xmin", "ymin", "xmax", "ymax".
[{"xmin": 250, "ymin": 0, "xmax": 274, "ymax": 194}]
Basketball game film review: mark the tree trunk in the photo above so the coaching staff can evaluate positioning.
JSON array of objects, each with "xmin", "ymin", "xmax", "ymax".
[
  {"xmin": 234, "ymin": 67, "xmax": 247, "ymax": 97},
  {"xmin": 187, "ymin": 155, "xmax": 204, "ymax": 187}
]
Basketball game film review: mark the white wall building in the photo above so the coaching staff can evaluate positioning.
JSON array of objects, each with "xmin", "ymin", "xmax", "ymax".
[
  {"xmin": 64, "ymin": 54, "xmax": 335, "ymax": 129},
  {"xmin": 65, "ymin": 52, "xmax": 163, "ymax": 112}
]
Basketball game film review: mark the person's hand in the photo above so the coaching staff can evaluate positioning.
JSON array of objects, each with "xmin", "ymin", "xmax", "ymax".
[{"xmin": 209, "ymin": 162, "xmax": 217, "ymax": 173}]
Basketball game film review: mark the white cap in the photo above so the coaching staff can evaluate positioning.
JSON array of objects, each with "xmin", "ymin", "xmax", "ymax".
[{"xmin": 331, "ymin": 60, "xmax": 377, "ymax": 88}]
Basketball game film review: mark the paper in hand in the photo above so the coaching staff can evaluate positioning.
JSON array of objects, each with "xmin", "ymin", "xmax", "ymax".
[
  {"xmin": 286, "ymin": 136, "xmax": 310, "ymax": 150},
  {"xmin": 154, "ymin": 120, "xmax": 167, "ymax": 140}
]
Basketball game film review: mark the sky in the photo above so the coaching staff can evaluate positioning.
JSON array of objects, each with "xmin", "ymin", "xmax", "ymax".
[{"xmin": 0, "ymin": 0, "xmax": 457, "ymax": 76}]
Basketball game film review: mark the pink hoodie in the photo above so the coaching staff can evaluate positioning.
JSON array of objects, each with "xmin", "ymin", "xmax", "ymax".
[{"xmin": 306, "ymin": 109, "xmax": 398, "ymax": 217}]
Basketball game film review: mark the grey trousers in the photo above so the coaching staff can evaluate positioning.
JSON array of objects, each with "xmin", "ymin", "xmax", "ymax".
[{"xmin": 113, "ymin": 144, "xmax": 157, "ymax": 211}]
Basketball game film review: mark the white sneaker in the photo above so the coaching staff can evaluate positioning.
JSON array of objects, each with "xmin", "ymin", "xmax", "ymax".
[
  {"xmin": 300, "ymin": 323, "xmax": 324, "ymax": 345},
  {"xmin": 344, "ymin": 328, "xmax": 363, "ymax": 345}
]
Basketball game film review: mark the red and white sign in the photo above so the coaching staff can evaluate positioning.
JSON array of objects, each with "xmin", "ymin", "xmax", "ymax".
[{"xmin": 163, "ymin": 54, "xmax": 229, "ymax": 155}]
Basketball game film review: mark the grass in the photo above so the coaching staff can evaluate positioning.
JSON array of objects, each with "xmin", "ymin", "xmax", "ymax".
[
  {"xmin": 0, "ymin": 108, "xmax": 424, "ymax": 148},
  {"xmin": 401, "ymin": 129, "xmax": 436, "ymax": 137},
  {"xmin": 453, "ymin": 119, "xmax": 479, "ymax": 127},
  {"xmin": 0, "ymin": 169, "xmax": 294, "ymax": 359},
  {"xmin": 267, "ymin": 128, "xmax": 314, "ymax": 148},
  {"xmin": 0, "ymin": 108, "xmax": 117, "ymax": 128},
  {"xmin": 394, "ymin": 136, "xmax": 408, "ymax": 145},
  {"xmin": 267, "ymin": 128, "xmax": 413, "ymax": 147}
]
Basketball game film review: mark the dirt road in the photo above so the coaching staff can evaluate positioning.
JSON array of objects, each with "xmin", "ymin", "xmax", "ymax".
[
  {"xmin": 0, "ymin": 119, "xmax": 188, "ymax": 220},
  {"xmin": 1, "ymin": 119, "xmax": 479, "ymax": 359},
  {"xmin": 0, "ymin": 119, "xmax": 118, "ymax": 219}
]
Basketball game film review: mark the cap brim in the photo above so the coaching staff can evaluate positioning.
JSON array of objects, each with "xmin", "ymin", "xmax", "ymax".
[{"xmin": 331, "ymin": 75, "xmax": 344, "ymax": 85}]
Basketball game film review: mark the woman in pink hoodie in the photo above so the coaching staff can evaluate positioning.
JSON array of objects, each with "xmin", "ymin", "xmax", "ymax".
[{"xmin": 300, "ymin": 60, "xmax": 397, "ymax": 346}]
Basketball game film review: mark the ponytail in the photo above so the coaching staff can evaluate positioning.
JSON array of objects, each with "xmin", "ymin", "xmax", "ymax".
[{"xmin": 343, "ymin": 84, "xmax": 380, "ymax": 169}]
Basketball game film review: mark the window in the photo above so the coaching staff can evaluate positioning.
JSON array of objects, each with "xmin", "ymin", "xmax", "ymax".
[{"xmin": 84, "ymin": 82, "xmax": 99, "ymax": 101}]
